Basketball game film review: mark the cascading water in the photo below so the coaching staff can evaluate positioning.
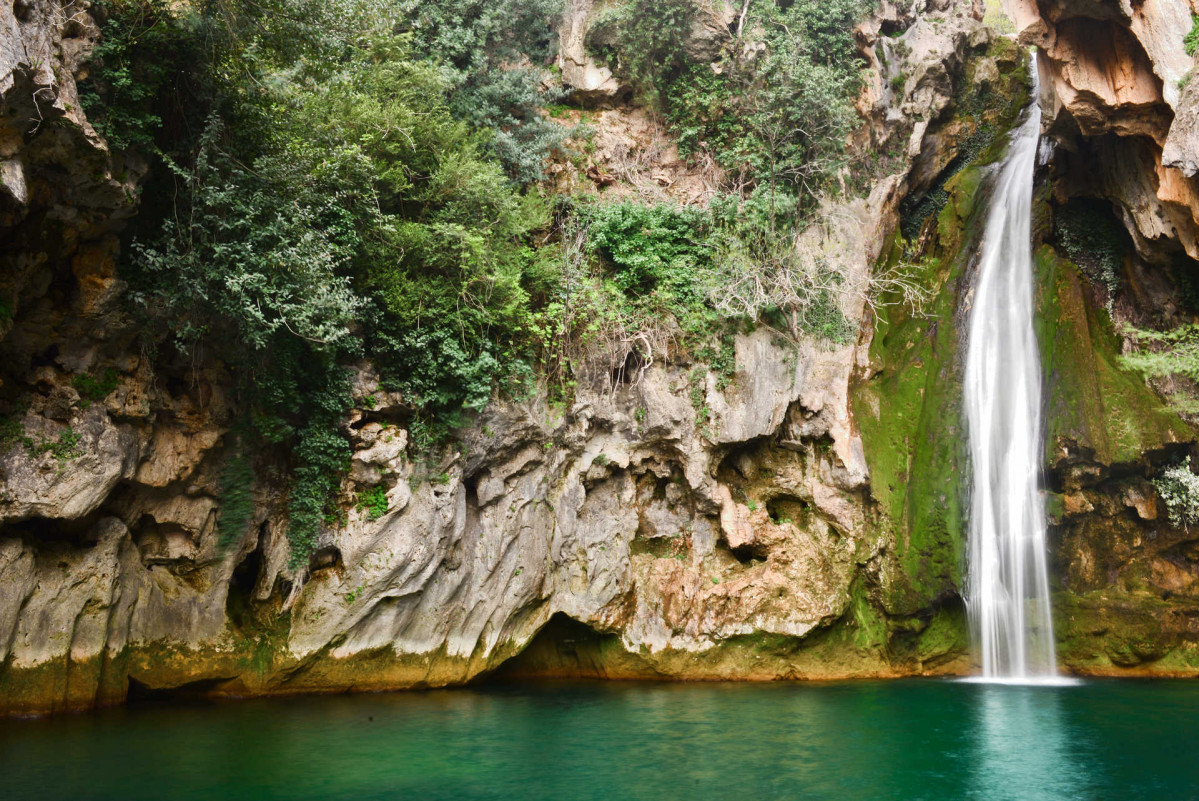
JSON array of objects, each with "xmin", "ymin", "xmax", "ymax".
[{"xmin": 963, "ymin": 65, "xmax": 1060, "ymax": 682}]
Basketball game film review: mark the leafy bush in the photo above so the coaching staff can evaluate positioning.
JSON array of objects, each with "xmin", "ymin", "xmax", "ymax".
[
  {"xmin": 400, "ymin": 0, "xmax": 567, "ymax": 182},
  {"xmin": 1187, "ymin": 14, "xmax": 1199, "ymax": 57},
  {"xmin": 586, "ymin": 202, "xmax": 711, "ymax": 303},
  {"xmin": 661, "ymin": 0, "xmax": 874, "ymax": 222},
  {"xmin": 589, "ymin": 0, "xmax": 698, "ymax": 107},
  {"xmin": 356, "ymin": 486, "xmax": 390, "ymax": 521},
  {"xmin": 450, "ymin": 68, "xmax": 570, "ymax": 184},
  {"xmin": 1155, "ymin": 457, "xmax": 1199, "ymax": 529},
  {"xmin": 78, "ymin": 0, "xmax": 204, "ymax": 151}
]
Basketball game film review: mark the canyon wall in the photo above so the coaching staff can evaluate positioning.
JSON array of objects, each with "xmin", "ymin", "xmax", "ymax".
[
  {"xmin": 1004, "ymin": 0, "xmax": 1199, "ymax": 674},
  {"xmin": 0, "ymin": 0, "xmax": 1197, "ymax": 716}
]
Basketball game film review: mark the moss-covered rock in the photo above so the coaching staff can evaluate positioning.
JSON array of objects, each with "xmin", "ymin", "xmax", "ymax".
[
  {"xmin": 1054, "ymin": 590, "xmax": 1199, "ymax": 675},
  {"xmin": 1035, "ymin": 244, "xmax": 1193, "ymax": 465},
  {"xmin": 854, "ymin": 38, "xmax": 1035, "ymax": 619},
  {"xmin": 853, "ymin": 227, "xmax": 971, "ymax": 616},
  {"xmin": 1034, "ymin": 217, "xmax": 1199, "ymax": 676}
]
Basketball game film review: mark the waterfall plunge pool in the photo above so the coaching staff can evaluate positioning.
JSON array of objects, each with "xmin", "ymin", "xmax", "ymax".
[{"xmin": 3, "ymin": 678, "xmax": 1196, "ymax": 800}]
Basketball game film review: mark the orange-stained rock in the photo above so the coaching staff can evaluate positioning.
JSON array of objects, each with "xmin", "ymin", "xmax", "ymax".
[{"xmin": 70, "ymin": 238, "xmax": 119, "ymax": 316}]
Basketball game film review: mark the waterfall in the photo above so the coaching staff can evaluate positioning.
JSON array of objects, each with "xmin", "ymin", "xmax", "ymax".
[{"xmin": 963, "ymin": 68, "xmax": 1060, "ymax": 682}]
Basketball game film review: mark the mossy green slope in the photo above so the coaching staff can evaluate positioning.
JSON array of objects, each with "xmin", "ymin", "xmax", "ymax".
[
  {"xmin": 853, "ymin": 38, "xmax": 1033, "ymax": 617},
  {"xmin": 854, "ymin": 172, "xmax": 982, "ymax": 615},
  {"xmin": 1034, "ymin": 244, "xmax": 1192, "ymax": 464}
]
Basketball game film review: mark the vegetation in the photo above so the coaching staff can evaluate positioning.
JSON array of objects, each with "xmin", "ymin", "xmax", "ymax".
[
  {"xmin": 1155, "ymin": 457, "xmax": 1199, "ymax": 529},
  {"xmin": 1119, "ymin": 323, "xmax": 1199, "ymax": 417},
  {"xmin": 81, "ymin": 0, "xmax": 887, "ymax": 568},
  {"xmin": 586, "ymin": 202, "xmax": 710, "ymax": 305},
  {"xmin": 356, "ymin": 486, "xmax": 390, "ymax": 521},
  {"xmin": 589, "ymin": 0, "xmax": 698, "ymax": 107},
  {"xmin": 1051, "ymin": 199, "xmax": 1127, "ymax": 301},
  {"xmin": 72, "ymin": 369, "xmax": 120, "ymax": 407},
  {"xmin": 982, "ymin": 0, "xmax": 1015, "ymax": 35},
  {"xmin": 0, "ymin": 417, "xmax": 83, "ymax": 466},
  {"xmin": 78, "ymin": 0, "xmax": 204, "ymax": 150},
  {"xmin": 401, "ymin": 0, "xmax": 569, "ymax": 183},
  {"xmin": 1121, "ymin": 325, "xmax": 1199, "ymax": 382},
  {"xmin": 1186, "ymin": 14, "xmax": 1199, "ymax": 58},
  {"xmin": 663, "ymin": 0, "xmax": 874, "ymax": 220}
]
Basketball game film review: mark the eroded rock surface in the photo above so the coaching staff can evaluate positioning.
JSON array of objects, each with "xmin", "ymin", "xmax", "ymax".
[
  {"xmin": 1010, "ymin": 0, "xmax": 1199, "ymax": 259},
  {"xmin": 3, "ymin": 0, "xmax": 1199, "ymax": 717},
  {"xmin": 0, "ymin": 0, "xmax": 1009, "ymax": 715}
]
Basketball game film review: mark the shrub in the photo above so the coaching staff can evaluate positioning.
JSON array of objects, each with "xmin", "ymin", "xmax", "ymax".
[
  {"xmin": 588, "ymin": 0, "xmax": 698, "ymax": 107},
  {"xmin": 659, "ymin": 0, "xmax": 873, "ymax": 221},
  {"xmin": 78, "ymin": 0, "xmax": 203, "ymax": 151},
  {"xmin": 0, "ymin": 415, "xmax": 26, "ymax": 453},
  {"xmin": 1155, "ymin": 457, "xmax": 1199, "ymax": 529},
  {"xmin": 586, "ymin": 202, "xmax": 711, "ymax": 303},
  {"xmin": 400, "ymin": 0, "xmax": 568, "ymax": 183},
  {"xmin": 1187, "ymin": 14, "xmax": 1199, "ymax": 57},
  {"xmin": 356, "ymin": 486, "xmax": 390, "ymax": 521}
]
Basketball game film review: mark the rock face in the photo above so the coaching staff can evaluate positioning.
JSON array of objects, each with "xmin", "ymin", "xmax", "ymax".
[
  {"xmin": 1005, "ymin": 0, "xmax": 1199, "ymax": 673},
  {"xmin": 1008, "ymin": 0, "xmax": 1199, "ymax": 259},
  {"xmin": 2, "ymin": 0, "xmax": 1198, "ymax": 716},
  {"xmin": 0, "ymin": 0, "xmax": 1010, "ymax": 715}
]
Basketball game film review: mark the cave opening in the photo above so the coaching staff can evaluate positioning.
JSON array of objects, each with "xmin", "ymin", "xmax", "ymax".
[
  {"xmin": 225, "ymin": 527, "xmax": 265, "ymax": 631},
  {"xmin": 486, "ymin": 612, "xmax": 634, "ymax": 682},
  {"xmin": 125, "ymin": 675, "xmax": 233, "ymax": 706}
]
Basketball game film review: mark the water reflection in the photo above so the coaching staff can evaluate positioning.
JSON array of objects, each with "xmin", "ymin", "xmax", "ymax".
[
  {"xmin": 968, "ymin": 684, "xmax": 1091, "ymax": 801},
  {"xmin": 3, "ymin": 679, "xmax": 1197, "ymax": 801}
]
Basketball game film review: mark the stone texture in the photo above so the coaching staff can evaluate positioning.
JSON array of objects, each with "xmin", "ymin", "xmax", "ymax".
[
  {"xmin": 0, "ymin": 0, "xmax": 1009, "ymax": 717},
  {"xmin": 3, "ymin": 0, "xmax": 1198, "ymax": 716},
  {"xmin": 1013, "ymin": 0, "xmax": 1199, "ymax": 259}
]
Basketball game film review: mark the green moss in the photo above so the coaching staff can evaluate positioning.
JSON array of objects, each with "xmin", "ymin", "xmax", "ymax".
[
  {"xmin": 1034, "ymin": 244, "xmax": 1192, "ymax": 464},
  {"xmin": 1054, "ymin": 590, "xmax": 1199, "ymax": 675},
  {"xmin": 853, "ymin": 167, "xmax": 997, "ymax": 614},
  {"xmin": 915, "ymin": 603, "xmax": 969, "ymax": 664},
  {"xmin": 846, "ymin": 580, "xmax": 889, "ymax": 651}
]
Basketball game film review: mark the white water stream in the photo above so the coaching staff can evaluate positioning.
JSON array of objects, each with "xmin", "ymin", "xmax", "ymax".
[{"xmin": 963, "ymin": 77, "xmax": 1062, "ymax": 682}]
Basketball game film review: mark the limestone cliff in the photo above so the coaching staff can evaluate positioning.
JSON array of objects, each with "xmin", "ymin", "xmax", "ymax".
[
  {"xmin": 1006, "ymin": 0, "xmax": 1199, "ymax": 673},
  {"xmin": 1, "ymin": 0, "xmax": 1198, "ymax": 717}
]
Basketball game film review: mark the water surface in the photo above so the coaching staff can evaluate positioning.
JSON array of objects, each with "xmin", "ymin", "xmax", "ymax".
[{"xmin": 4, "ymin": 679, "xmax": 1197, "ymax": 800}]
